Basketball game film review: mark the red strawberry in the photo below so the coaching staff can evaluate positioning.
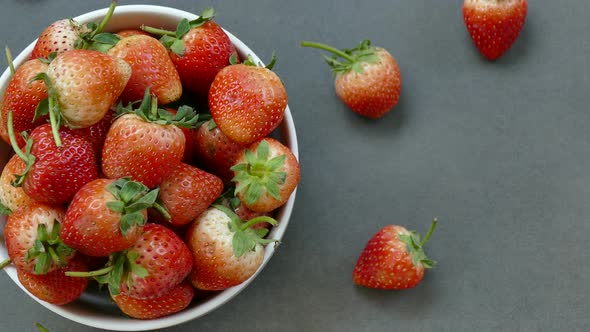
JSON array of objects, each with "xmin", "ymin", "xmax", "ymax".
[
  {"xmin": 463, "ymin": 0, "xmax": 528, "ymax": 60},
  {"xmin": 60, "ymin": 178, "xmax": 162, "ymax": 257},
  {"xmin": 142, "ymin": 8, "xmax": 238, "ymax": 97},
  {"xmin": 116, "ymin": 29, "xmax": 151, "ymax": 38},
  {"xmin": 352, "ymin": 220, "xmax": 437, "ymax": 290},
  {"xmin": 209, "ymin": 55, "xmax": 287, "ymax": 145},
  {"xmin": 108, "ymin": 34, "xmax": 182, "ymax": 105},
  {"xmin": 301, "ymin": 40, "xmax": 401, "ymax": 119},
  {"xmin": 4, "ymin": 202, "xmax": 74, "ymax": 275},
  {"xmin": 156, "ymin": 163, "xmax": 224, "ymax": 226},
  {"xmin": 193, "ymin": 119, "xmax": 243, "ymax": 183},
  {"xmin": 7, "ymin": 117, "xmax": 99, "ymax": 205},
  {"xmin": 186, "ymin": 205, "xmax": 277, "ymax": 291},
  {"xmin": 112, "ymin": 280, "xmax": 194, "ymax": 319},
  {"xmin": 232, "ymin": 138, "xmax": 300, "ymax": 213},
  {"xmin": 102, "ymin": 93, "xmax": 200, "ymax": 188},
  {"xmin": 17, "ymin": 255, "xmax": 88, "ymax": 305},
  {"xmin": 0, "ymin": 154, "xmax": 34, "ymax": 215},
  {"xmin": 38, "ymin": 49, "xmax": 131, "ymax": 140},
  {"xmin": 71, "ymin": 109, "xmax": 116, "ymax": 164},
  {"xmin": 31, "ymin": 1, "xmax": 119, "ymax": 59},
  {"xmin": 0, "ymin": 59, "xmax": 49, "ymax": 148},
  {"xmin": 69, "ymin": 223, "xmax": 193, "ymax": 299},
  {"xmin": 166, "ymin": 107, "xmax": 198, "ymax": 163}
]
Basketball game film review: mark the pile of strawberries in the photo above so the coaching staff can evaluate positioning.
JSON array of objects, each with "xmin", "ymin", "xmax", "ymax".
[{"xmin": 0, "ymin": 3, "xmax": 299, "ymax": 320}]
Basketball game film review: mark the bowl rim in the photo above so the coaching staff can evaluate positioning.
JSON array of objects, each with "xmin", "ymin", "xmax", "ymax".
[{"xmin": 0, "ymin": 4, "xmax": 298, "ymax": 331}]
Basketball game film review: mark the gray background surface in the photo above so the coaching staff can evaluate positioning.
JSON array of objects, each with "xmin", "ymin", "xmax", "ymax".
[{"xmin": 1, "ymin": 0, "xmax": 589, "ymax": 331}]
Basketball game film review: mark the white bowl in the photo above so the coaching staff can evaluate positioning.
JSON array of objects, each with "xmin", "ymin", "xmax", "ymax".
[{"xmin": 0, "ymin": 5, "xmax": 298, "ymax": 331}]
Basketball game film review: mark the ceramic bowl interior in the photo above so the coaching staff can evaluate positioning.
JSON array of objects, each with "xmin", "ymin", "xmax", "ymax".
[{"xmin": 0, "ymin": 5, "xmax": 298, "ymax": 331}]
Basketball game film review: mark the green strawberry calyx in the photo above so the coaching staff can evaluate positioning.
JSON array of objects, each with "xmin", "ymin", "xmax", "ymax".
[
  {"xmin": 105, "ymin": 177, "xmax": 167, "ymax": 236},
  {"xmin": 117, "ymin": 88, "xmax": 206, "ymax": 129},
  {"xmin": 65, "ymin": 250, "xmax": 148, "ymax": 296},
  {"xmin": 141, "ymin": 7, "xmax": 216, "ymax": 56},
  {"xmin": 235, "ymin": 51, "xmax": 277, "ymax": 71},
  {"xmin": 398, "ymin": 219, "xmax": 438, "ymax": 269},
  {"xmin": 74, "ymin": 0, "xmax": 121, "ymax": 53},
  {"xmin": 213, "ymin": 204, "xmax": 278, "ymax": 258},
  {"xmin": 231, "ymin": 139, "xmax": 287, "ymax": 207},
  {"xmin": 300, "ymin": 39, "xmax": 380, "ymax": 75},
  {"xmin": 6, "ymin": 111, "xmax": 36, "ymax": 187},
  {"xmin": 25, "ymin": 222, "xmax": 75, "ymax": 275}
]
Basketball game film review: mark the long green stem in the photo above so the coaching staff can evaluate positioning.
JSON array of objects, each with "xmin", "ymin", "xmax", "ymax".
[
  {"xmin": 5, "ymin": 46, "xmax": 14, "ymax": 77},
  {"xmin": 140, "ymin": 25, "xmax": 176, "ymax": 37},
  {"xmin": 47, "ymin": 96, "xmax": 62, "ymax": 147},
  {"xmin": 300, "ymin": 41, "xmax": 356, "ymax": 62},
  {"xmin": 0, "ymin": 258, "xmax": 11, "ymax": 269},
  {"xmin": 65, "ymin": 265, "xmax": 113, "ymax": 278},
  {"xmin": 93, "ymin": 0, "xmax": 118, "ymax": 37},
  {"xmin": 240, "ymin": 216, "xmax": 278, "ymax": 231},
  {"xmin": 421, "ymin": 218, "xmax": 438, "ymax": 246},
  {"xmin": 7, "ymin": 112, "xmax": 28, "ymax": 161}
]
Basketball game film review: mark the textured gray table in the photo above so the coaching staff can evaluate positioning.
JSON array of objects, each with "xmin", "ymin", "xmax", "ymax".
[{"xmin": 1, "ymin": 0, "xmax": 589, "ymax": 331}]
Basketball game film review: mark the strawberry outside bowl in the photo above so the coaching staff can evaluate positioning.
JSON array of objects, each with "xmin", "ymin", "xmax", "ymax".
[{"xmin": 0, "ymin": 5, "xmax": 298, "ymax": 331}]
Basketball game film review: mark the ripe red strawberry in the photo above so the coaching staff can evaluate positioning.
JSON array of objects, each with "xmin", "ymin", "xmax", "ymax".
[
  {"xmin": 112, "ymin": 280, "xmax": 194, "ymax": 319},
  {"xmin": 156, "ymin": 163, "xmax": 224, "ymax": 226},
  {"xmin": 463, "ymin": 0, "xmax": 528, "ymax": 60},
  {"xmin": 69, "ymin": 223, "xmax": 193, "ymax": 299},
  {"xmin": 352, "ymin": 220, "xmax": 437, "ymax": 290},
  {"xmin": 108, "ymin": 34, "xmax": 182, "ymax": 105},
  {"xmin": 31, "ymin": 1, "xmax": 119, "ymax": 59},
  {"xmin": 71, "ymin": 109, "xmax": 116, "ymax": 164},
  {"xmin": 37, "ymin": 49, "xmax": 131, "ymax": 141},
  {"xmin": 7, "ymin": 116, "xmax": 99, "ymax": 205},
  {"xmin": 209, "ymin": 55, "xmax": 287, "ymax": 145},
  {"xmin": 193, "ymin": 119, "xmax": 243, "ymax": 183},
  {"xmin": 17, "ymin": 255, "xmax": 88, "ymax": 305},
  {"xmin": 0, "ymin": 154, "xmax": 34, "ymax": 215},
  {"xmin": 166, "ymin": 107, "xmax": 199, "ymax": 163},
  {"xmin": 60, "ymin": 178, "xmax": 162, "ymax": 257},
  {"xmin": 102, "ymin": 93, "xmax": 200, "ymax": 188},
  {"xmin": 301, "ymin": 40, "xmax": 401, "ymax": 119},
  {"xmin": 0, "ymin": 59, "xmax": 49, "ymax": 148},
  {"xmin": 186, "ymin": 205, "xmax": 277, "ymax": 290},
  {"xmin": 4, "ymin": 202, "xmax": 73, "ymax": 275},
  {"xmin": 232, "ymin": 138, "xmax": 300, "ymax": 213},
  {"xmin": 142, "ymin": 8, "xmax": 238, "ymax": 97}
]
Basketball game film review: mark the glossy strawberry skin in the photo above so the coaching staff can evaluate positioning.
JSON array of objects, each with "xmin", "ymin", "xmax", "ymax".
[
  {"xmin": 335, "ymin": 48, "xmax": 401, "ymax": 119},
  {"xmin": 157, "ymin": 163, "xmax": 224, "ymax": 226},
  {"xmin": 5, "ymin": 202, "xmax": 69, "ymax": 274},
  {"xmin": 108, "ymin": 34, "xmax": 182, "ymax": 105},
  {"xmin": 192, "ymin": 120, "xmax": 244, "ymax": 183},
  {"xmin": 71, "ymin": 110, "xmax": 116, "ymax": 165},
  {"xmin": 60, "ymin": 178, "xmax": 145, "ymax": 257},
  {"xmin": 171, "ymin": 21, "xmax": 238, "ymax": 97},
  {"xmin": 0, "ymin": 59, "xmax": 49, "ymax": 147},
  {"xmin": 17, "ymin": 255, "xmax": 89, "ymax": 305},
  {"xmin": 112, "ymin": 281, "xmax": 194, "ymax": 319},
  {"xmin": 46, "ymin": 49, "xmax": 131, "ymax": 128},
  {"xmin": 23, "ymin": 124, "xmax": 99, "ymax": 205},
  {"xmin": 463, "ymin": 0, "xmax": 528, "ymax": 60},
  {"xmin": 352, "ymin": 225, "xmax": 424, "ymax": 290},
  {"xmin": 31, "ymin": 19, "xmax": 84, "ymax": 59},
  {"xmin": 101, "ymin": 113, "xmax": 186, "ymax": 188},
  {"xmin": 209, "ymin": 64, "xmax": 287, "ymax": 145},
  {"xmin": 0, "ymin": 155, "xmax": 34, "ymax": 213},
  {"xmin": 119, "ymin": 224, "xmax": 193, "ymax": 299}
]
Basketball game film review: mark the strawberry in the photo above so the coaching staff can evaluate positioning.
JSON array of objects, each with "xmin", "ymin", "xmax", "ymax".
[
  {"xmin": 0, "ymin": 154, "xmax": 34, "ymax": 215},
  {"xmin": 116, "ymin": 29, "xmax": 151, "ymax": 38},
  {"xmin": 108, "ymin": 34, "xmax": 182, "ymax": 105},
  {"xmin": 68, "ymin": 223, "xmax": 193, "ymax": 299},
  {"xmin": 193, "ymin": 119, "xmax": 243, "ymax": 183},
  {"xmin": 0, "ymin": 58, "xmax": 49, "ymax": 148},
  {"xmin": 142, "ymin": 8, "xmax": 238, "ymax": 97},
  {"xmin": 4, "ymin": 202, "xmax": 74, "ymax": 275},
  {"xmin": 112, "ymin": 280, "xmax": 194, "ymax": 319},
  {"xmin": 463, "ymin": 0, "xmax": 528, "ymax": 60},
  {"xmin": 30, "ymin": 1, "xmax": 119, "ymax": 59},
  {"xmin": 7, "ymin": 116, "xmax": 99, "ymax": 205},
  {"xmin": 217, "ymin": 188, "xmax": 272, "ymax": 230},
  {"xmin": 186, "ymin": 205, "xmax": 277, "ymax": 291},
  {"xmin": 60, "ymin": 178, "xmax": 163, "ymax": 257},
  {"xmin": 102, "ymin": 92, "xmax": 201, "ymax": 188},
  {"xmin": 71, "ymin": 109, "xmax": 116, "ymax": 164},
  {"xmin": 17, "ymin": 255, "xmax": 88, "ymax": 305},
  {"xmin": 35, "ymin": 49, "xmax": 131, "ymax": 145},
  {"xmin": 232, "ymin": 138, "xmax": 300, "ymax": 213},
  {"xmin": 209, "ymin": 54, "xmax": 287, "ymax": 145},
  {"xmin": 301, "ymin": 40, "xmax": 401, "ymax": 119},
  {"xmin": 166, "ymin": 107, "xmax": 201, "ymax": 163},
  {"xmin": 352, "ymin": 220, "xmax": 437, "ymax": 290},
  {"xmin": 156, "ymin": 163, "xmax": 224, "ymax": 226}
]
